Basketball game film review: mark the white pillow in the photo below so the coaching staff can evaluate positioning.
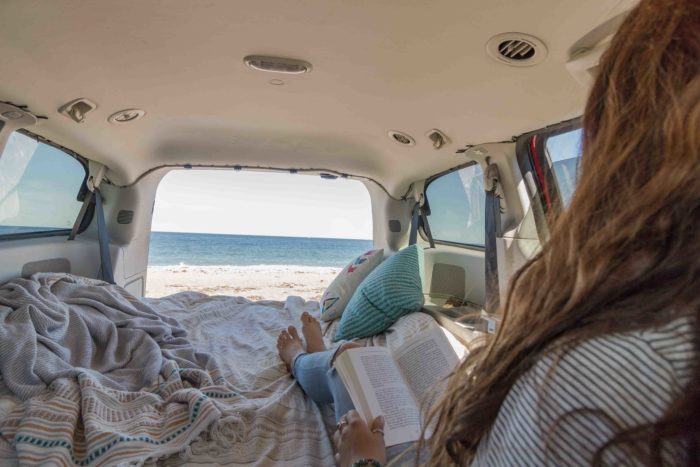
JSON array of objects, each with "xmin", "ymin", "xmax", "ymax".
[{"xmin": 319, "ymin": 249, "xmax": 384, "ymax": 321}]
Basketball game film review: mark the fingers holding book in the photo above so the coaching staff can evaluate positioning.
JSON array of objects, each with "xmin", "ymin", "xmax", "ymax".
[{"xmin": 335, "ymin": 410, "xmax": 386, "ymax": 467}]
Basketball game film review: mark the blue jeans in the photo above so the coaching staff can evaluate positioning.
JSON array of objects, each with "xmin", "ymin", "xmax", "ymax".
[{"xmin": 292, "ymin": 348, "xmax": 355, "ymax": 423}]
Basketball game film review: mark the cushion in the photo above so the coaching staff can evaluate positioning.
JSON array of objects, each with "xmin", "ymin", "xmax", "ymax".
[
  {"xmin": 334, "ymin": 245, "xmax": 425, "ymax": 340},
  {"xmin": 319, "ymin": 249, "xmax": 384, "ymax": 321}
]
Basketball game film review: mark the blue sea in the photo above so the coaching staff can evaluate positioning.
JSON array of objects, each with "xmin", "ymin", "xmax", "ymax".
[{"xmin": 148, "ymin": 231, "xmax": 373, "ymax": 268}]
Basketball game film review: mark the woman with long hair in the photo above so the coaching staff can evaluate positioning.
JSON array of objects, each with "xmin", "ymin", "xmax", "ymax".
[
  {"xmin": 423, "ymin": 0, "xmax": 700, "ymax": 463},
  {"xmin": 280, "ymin": 0, "xmax": 699, "ymax": 464}
]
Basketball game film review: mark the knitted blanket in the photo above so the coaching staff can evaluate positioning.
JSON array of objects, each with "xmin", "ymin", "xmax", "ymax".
[{"xmin": 0, "ymin": 274, "xmax": 243, "ymax": 466}]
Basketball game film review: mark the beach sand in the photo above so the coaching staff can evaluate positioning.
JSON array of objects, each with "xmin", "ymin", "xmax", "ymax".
[{"xmin": 146, "ymin": 265, "xmax": 341, "ymax": 301}]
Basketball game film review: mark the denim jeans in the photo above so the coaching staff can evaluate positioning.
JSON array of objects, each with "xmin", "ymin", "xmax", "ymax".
[{"xmin": 292, "ymin": 348, "xmax": 355, "ymax": 423}]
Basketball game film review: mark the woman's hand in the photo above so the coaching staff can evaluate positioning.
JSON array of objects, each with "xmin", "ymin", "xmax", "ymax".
[{"xmin": 334, "ymin": 410, "xmax": 386, "ymax": 466}]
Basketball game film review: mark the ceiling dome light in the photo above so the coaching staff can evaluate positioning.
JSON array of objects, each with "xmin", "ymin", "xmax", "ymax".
[
  {"xmin": 244, "ymin": 55, "xmax": 312, "ymax": 74},
  {"xmin": 388, "ymin": 130, "xmax": 415, "ymax": 146},
  {"xmin": 108, "ymin": 109, "xmax": 145, "ymax": 124}
]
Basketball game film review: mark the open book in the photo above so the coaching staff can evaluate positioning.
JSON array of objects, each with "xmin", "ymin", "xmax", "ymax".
[{"xmin": 334, "ymin": 327, "xmax": 463, "ymax": 446}]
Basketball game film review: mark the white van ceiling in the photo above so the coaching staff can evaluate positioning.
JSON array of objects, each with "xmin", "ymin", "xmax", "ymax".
[{"xmin": 0, "ymin": 0, "xmax": 632, "ymax": 194}]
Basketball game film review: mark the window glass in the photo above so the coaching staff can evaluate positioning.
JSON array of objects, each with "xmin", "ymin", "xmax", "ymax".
[
  {"xmin": 425, "ymin": 163, "xmax": 485, "ymax": 246},
  {"xmin": 0, "ymin": 131, "xmax": 86, "ymax": 236},
  {"xmin": 545, "ymin": 128, "xmax": 583, "ymax": 207}
]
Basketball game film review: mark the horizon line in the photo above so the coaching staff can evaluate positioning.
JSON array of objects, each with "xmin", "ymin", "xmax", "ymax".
[{"xmin": 151, "ymin": 230, "xmax": 372, "ymax": 241}]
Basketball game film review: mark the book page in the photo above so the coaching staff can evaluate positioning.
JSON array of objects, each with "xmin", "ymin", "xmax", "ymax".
[
  {"xmin": 340, "ymin": 347, "xmax": 422, "ymax": 446},
  {"xmin": 393, "ymin": 327, "xmax": 461, "ymax": 409}
]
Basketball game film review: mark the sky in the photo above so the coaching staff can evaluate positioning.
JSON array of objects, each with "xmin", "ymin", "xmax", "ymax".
[
  {"xmin": 0, "ymin": 132, "xmax": 84, "ymax": 229},
  {"xmin": 425, "ymin": 164, "xmax": 485, "ymax": 246},
  {"xmin": 2, "ymin": 128, "xmax": 582, "ymax": 240},
  {"xmin": 0, "ymin": 130, "xmax": 372, "ymax": 239},
  {"xmin": 546, "ymin": 128, "xmax": 583, "ymax": 163},
  {"xmin": 151, "ymin": 170, "xmax": 373, "ymax": 240},
  {"xmin": 545, "ymin": 128, "xmax": 583, "ymax": 206}
]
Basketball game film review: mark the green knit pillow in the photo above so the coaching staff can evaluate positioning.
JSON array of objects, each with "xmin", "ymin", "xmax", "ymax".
[{"xmin": 334, "ymin": 245, "xmax": 425, "ymax": 340}]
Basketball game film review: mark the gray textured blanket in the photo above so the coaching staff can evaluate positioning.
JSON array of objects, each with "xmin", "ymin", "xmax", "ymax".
[
  {"xmin": 0, "ymin": 274, "xmax": 243, "ymax": 466},
  {"xmin": 0, "ymin": 273, "xmax": 217, "ymax": 400}
]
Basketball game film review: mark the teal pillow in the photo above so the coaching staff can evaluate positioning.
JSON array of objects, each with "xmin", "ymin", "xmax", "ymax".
[{"xmin": 334, "ymin": 245, "xmax": 425, "ymax": 340}]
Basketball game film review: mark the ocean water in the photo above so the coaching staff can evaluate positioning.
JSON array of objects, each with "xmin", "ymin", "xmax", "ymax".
[
  {"xmin": 0, "ymin": 225, "xmax": 70, "ymax": 235},
  {"xmin": 148, "ymin": 231, "xmax": 373, "ymax": 268}
]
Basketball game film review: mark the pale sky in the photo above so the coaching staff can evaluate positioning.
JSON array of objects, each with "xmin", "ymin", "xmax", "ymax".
[
  {"xmin": 546, "ymin": 128, "xmax": 583, "ymax": 163},
  {"xmin": 151, "ymin": 170, "xmax": 373, "ymax": 240},
  {"xmin": 0, "ymin": 132, "xmax": 85, "ymax": 230}
]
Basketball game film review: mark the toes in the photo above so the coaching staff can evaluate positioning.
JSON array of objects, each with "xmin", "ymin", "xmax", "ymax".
[
  {"xmin": 301, "ymin": 312, "xmax": 319, "ymax": 327},
  {"xmin": 288, "ymin": 326, "xmax": 300, "ymax": 340}
]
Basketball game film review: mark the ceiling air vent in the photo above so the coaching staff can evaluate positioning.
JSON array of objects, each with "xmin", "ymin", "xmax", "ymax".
[
  {"xmin": 498, "ymin": 39, "xmax": 536, "ymax": 61},
  {"xmin": 486, "ymin": 33, "xmax": 547, "ymax": 67}
]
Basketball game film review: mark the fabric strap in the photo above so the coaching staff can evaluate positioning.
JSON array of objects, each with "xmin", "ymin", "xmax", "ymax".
[
  {"xmin": 484, "ymin": 163, "xmax": 501, "ymax": 313},
  {"xmin": 409, "ymin": 202, "xmax": 420, "ymax": 245},
  {"xmin": 94, "ymin": 189, "xmax": 115, "ymax": 284},
  {"xmin": 408, "ymin": 202, "xmax": 435, "ymax": 247},
  {"xmin": 68, "ymin": 190, "xmax": 94, "ymax": 241},
  {"xmin": 419, "ymin": 205, "xmax": 435, "ymax": 248},
  {"xmin": 68, "ymin": 188, "xmax": 114, "ymax": 284}
]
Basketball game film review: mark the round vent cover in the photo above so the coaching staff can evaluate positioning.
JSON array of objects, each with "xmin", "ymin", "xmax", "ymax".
[
  {"xmin": 486, "ymin": 33, "xmax": 547, "ymax": 67},
  {"xmin": 387, "ymin": 130, "xmax": 415, "ymax": 146}
]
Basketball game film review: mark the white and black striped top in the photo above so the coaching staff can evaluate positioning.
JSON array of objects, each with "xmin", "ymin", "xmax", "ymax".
[{"xmin": 472, "ymin": 317, "xmax": 696, "ymax": 466}]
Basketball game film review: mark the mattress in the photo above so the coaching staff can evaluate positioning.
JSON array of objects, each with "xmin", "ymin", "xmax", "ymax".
[{"xmin": 0, "ymin": 290, "xmax": 446, "ymax": 466}]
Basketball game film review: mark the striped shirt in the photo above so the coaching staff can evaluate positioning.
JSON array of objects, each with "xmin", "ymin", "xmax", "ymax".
[{"xmin": 472, "ymin": 317, "xmax": 696, "ymax": 466}]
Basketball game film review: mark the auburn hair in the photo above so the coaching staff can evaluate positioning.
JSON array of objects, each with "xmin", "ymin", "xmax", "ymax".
[{"xmin": 426, "ymin": 0, "xmax": 700, "ymax": 464}]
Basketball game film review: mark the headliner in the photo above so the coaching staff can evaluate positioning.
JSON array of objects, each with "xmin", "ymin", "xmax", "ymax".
[{"xmin": 0, "ymin": 0, "xmax": 633, "ymax": 195}]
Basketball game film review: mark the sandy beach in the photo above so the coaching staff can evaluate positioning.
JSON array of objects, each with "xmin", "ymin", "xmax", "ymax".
[{"xmin": 146, "ymin": 265, "xmax": 341, "ymax": 301}]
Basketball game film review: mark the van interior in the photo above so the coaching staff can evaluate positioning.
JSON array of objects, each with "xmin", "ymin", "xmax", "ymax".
[{"xmin": 0, "ymin": 0, "xmax": 637, "ymax": 465}]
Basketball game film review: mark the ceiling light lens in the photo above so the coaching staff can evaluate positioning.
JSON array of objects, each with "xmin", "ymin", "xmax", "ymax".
[
  {"xmin": 108, "ymin": 109, "xmax": 146, "ymax": 124},
  {"xmin": 388, "ymin": 130, "xmax": 416, "ymax": 146},
  {"xmin": 244, "ymin": 55, "xmax": 312, "ymax": 74},
  {"xmin": 1, "ymin": 111, "xmax": 24, "ymax": 120}
]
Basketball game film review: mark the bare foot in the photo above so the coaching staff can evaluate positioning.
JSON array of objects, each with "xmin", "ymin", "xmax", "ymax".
[
  {"xmin": 277, "ymin": 326, "xmax": 305, "ymax": 372},
  {"xmin": 301, "ymin": 312, "xmax": 326, "ymax": 353}
]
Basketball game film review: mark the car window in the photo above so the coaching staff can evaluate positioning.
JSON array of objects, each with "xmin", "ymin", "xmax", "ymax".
[
  {"xmin": 425, "ymin": 163, "xmax": 485, "ymax": 246},
  {"xmin": 0, "ymin": 131, "xmax": 86, "ymax": 237},
  {"xmin": 544, "ymin": 128, "xmax": 583, "ymax": 207}
]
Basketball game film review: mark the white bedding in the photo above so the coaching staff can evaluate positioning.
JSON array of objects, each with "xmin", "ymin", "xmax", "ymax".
[{"xmin": 0, "ymin": 291, "xmax": 444, "ymax": 466}]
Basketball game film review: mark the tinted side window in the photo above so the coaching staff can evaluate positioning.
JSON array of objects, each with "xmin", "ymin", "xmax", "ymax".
[
  {"xmin": 0, "ymin": 132, "xmax": 86, "ymax": 237},
  {"xmin": 425, "ymin": 163, "xmax": 485, "ymax": 246},
  {"xmin": 544, "ymin": 128, "xmax": 583, "ymax": 207}
]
